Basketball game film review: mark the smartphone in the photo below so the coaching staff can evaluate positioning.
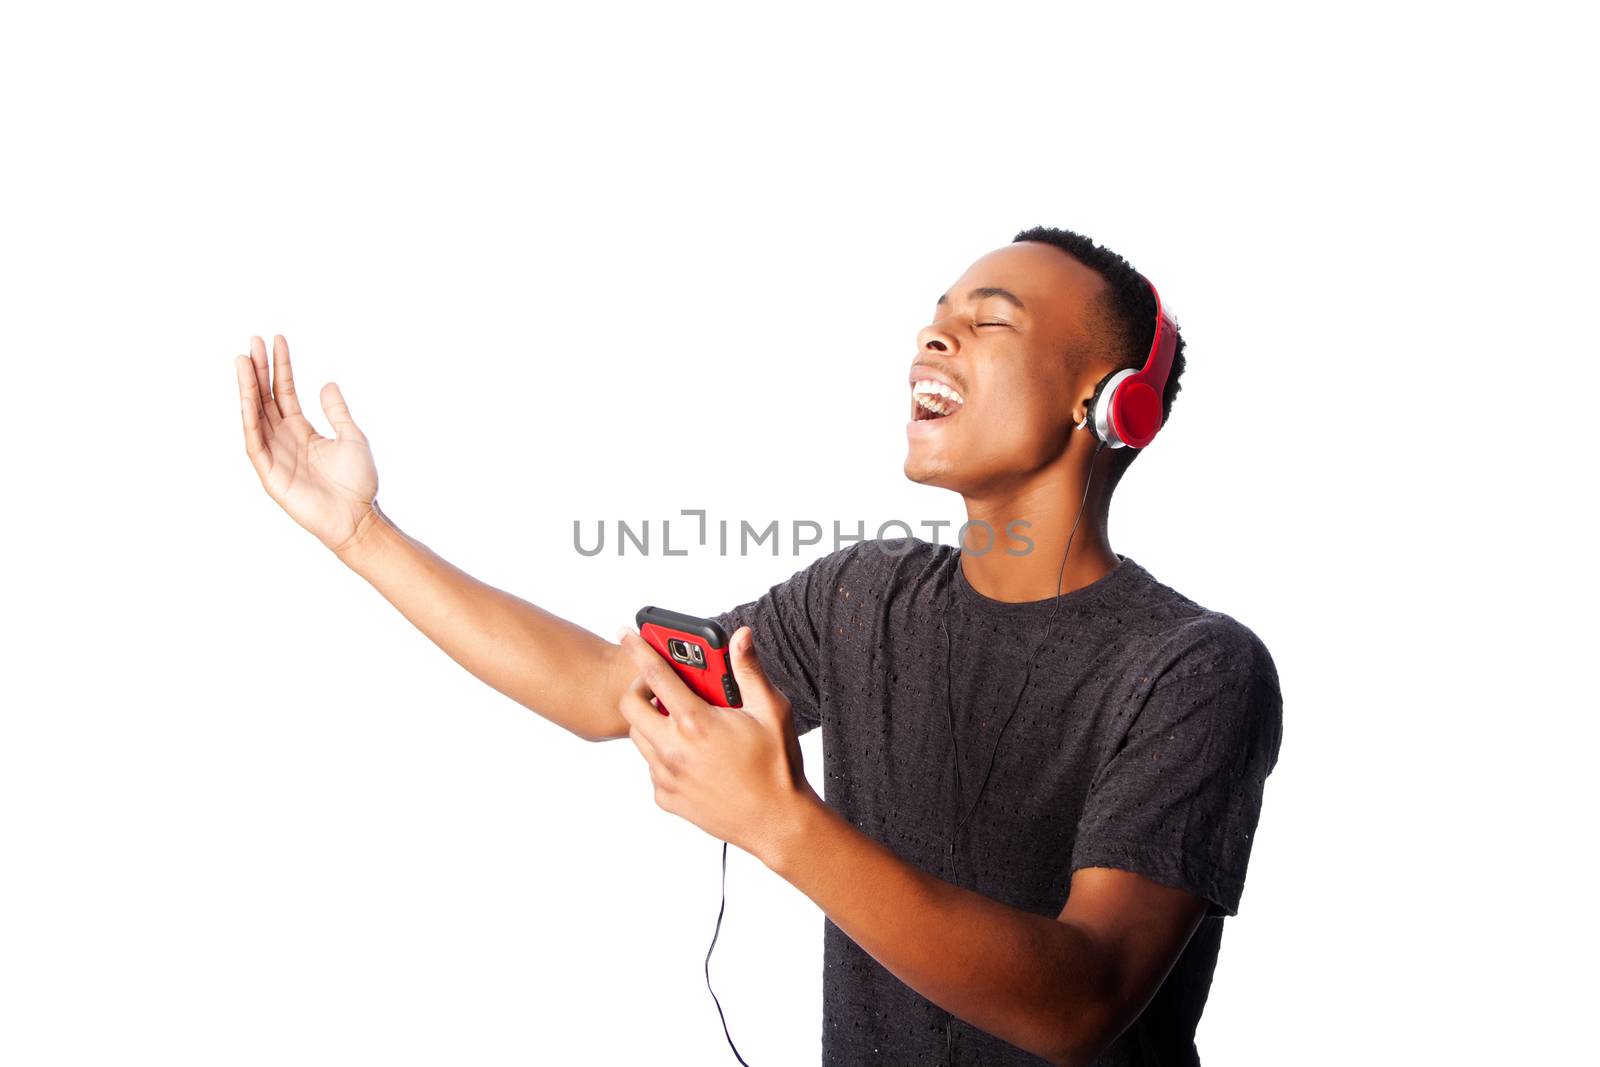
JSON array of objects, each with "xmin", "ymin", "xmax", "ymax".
[{"xmin": 635, "ymin": 605, "xmax": 743, "ymax": 712}]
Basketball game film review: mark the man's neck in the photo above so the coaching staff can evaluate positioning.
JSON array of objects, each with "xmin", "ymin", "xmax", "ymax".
[{"xmin": 957, "ymin": 447, "xmax": 1118, "ymax": 604}]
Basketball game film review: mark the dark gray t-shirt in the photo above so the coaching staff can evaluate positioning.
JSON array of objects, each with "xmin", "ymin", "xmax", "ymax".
[{"xmin": 715, "ymin": 538, "xmax": 1283, "ymax": 1066}]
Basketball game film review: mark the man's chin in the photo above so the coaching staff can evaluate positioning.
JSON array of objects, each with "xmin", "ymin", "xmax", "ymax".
[
  {"xmin": 906, "ymin": 415, "xmax": 970, "ymax": 488},
  {"xmin": 903, "ymin": 452, "xmax": 959, "ymax": 491}
]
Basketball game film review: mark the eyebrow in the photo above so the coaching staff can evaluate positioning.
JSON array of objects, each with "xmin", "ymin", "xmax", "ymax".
[{"xmin": 935, "ymin": 286, "xmax": 1027, "ymax": 312}]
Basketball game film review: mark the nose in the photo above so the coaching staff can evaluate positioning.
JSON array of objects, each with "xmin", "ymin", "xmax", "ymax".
[{"xmin": 917, "ymin": 322, "xmax": 955, "ymax": 354}]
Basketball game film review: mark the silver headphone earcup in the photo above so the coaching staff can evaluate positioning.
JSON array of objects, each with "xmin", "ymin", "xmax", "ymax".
[{"xmin": 1089, "ymin": 368, "xmax": 1138, "ymax": 449}]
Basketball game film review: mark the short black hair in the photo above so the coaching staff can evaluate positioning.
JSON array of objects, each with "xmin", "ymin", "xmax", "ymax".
[{"xmin": 1011, "ymin": 225, "xmax": 1187, "ymax": 492}]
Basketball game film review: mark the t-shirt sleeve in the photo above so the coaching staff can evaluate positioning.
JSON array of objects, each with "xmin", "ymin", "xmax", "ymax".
[
  {"xmin": 713, "ymin": 548, "xmax": 857, "ymax": 738},
  {"xmin": 1069, "ymin": 619, "xmax": 1284, "ymax": 917}
]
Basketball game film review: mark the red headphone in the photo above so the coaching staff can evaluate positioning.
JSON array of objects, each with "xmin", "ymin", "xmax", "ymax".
[{"xmin": 1081, "ymin": 274, "xmax": 1179, "ymax": 449}]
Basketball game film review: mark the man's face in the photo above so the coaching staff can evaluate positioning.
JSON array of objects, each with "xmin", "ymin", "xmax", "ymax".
[{"xmin": 905, "ymin": 241, "xmax": 1111, "ymax": 496}]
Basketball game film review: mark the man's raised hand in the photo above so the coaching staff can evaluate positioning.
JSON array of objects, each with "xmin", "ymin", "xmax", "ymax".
[{"xmin": 234, "ymin": 334, "xmax": 380, "ymax": 556}]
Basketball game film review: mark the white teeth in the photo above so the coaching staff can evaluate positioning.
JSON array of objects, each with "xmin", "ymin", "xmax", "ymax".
[{"xmin": 911, "ymin": 379, "xmax": 966, "ymax": 407}]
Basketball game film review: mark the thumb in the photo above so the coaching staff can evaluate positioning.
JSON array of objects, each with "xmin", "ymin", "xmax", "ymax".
[
  {"xmin": 729, "ymin": 626, "xmax": 785, "ymax": 723},
  {"xmin": 320, "ymin": 381, "xmax": 368, "ymax": 444}
]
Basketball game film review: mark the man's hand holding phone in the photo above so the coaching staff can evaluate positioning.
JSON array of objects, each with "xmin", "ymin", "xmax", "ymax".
[{"xmin": 615, "ymin": 621, "xmax": 821, "ymax": 868}]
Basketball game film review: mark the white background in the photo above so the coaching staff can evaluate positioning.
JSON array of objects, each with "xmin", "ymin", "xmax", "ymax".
[{"xmin": 2, "ymin": 2, "xmax": 1595, "ymax": 1064}]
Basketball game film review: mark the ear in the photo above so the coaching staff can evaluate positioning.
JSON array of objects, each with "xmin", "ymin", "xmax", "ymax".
[{"xmin": 1079, "ymin": 368, "xmax": 1118, "ymax": 435}]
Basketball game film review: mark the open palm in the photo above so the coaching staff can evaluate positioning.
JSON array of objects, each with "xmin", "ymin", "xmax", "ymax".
[{"xmin": 235, "ymin": 334, "xmax": 379, "ymax": 554}]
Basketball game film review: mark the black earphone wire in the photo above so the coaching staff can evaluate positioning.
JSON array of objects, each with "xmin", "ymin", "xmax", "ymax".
[
  {"xmin": 707, "ymin": 839, "xmax": 753, "ymax": 1066},
  {"xmin": 941, "ymin": 437, "xmax": 1105, "ymax": 1065},
  {"xmin": 704, "ymin": 435, "xmax": 1108, "ymax": 1067}
]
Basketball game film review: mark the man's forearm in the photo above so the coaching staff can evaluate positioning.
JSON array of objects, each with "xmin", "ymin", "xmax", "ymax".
[
  {"xmin": 334, "ymin": 501, "xmax": 629, "ymax": 742},
  {"xmin": 762, "ymin": 796, "xmax": 1110, "ymax": 1066}
]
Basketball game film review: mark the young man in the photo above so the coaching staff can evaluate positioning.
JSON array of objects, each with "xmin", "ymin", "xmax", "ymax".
[{"xmin": 234, "ymin": 225, "xmax": 1283, "ymax": 1066}]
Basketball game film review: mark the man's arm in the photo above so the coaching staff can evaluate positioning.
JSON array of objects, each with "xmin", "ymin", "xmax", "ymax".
[
  {"xmin": 611, "ymin": 609, "xmax": 1211, "ymax": 1065},
  {"xmin": 235, "ymin": 335, "xmax": 632, "ymax": 744},
  {"xmin": 336, "ymin": 501, "xmax": 632, "ymax": 743},
  {"xmin": 764, "ymin": 797, "xmax": 1208, "ymax": 1067}
]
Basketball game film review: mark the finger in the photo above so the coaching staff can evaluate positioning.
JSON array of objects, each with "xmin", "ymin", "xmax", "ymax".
[
  {"xmin": 626, "ymin": 718, "xmax": 662, "ymax": 765},
  {"xmin": 616, "ymin": 627, "xmax": 707, "ymax": 732},
  {"xmin": 617, "ymin": 671, "xmax": 668, "ymax": 736},
  {"xmin": 620, "ymin": 676, "xmax": 679, "ymax": 770},
  {"xmin": 728, "ymin": 626, "xmax": 785, "ymax": 724},
  {"xmin": 625, "ymin": 717, "xmax": 674, "ymax": 793},
  {"xmin": 271, "ymin": 334, "xmax": 304, "ymax": 419},
  {"xmin": 617, "ymin": 700, "xmax": 678, "ymax": 804},
  {"xmin": 245, "ymin": 338, "xmax": 275, "ymax": 435},
  {"xmin": 319, "ymin": 380, "xmax": 367, "ymax": 444},
  {"xmin": 235, "ymin": 354, "xmax": 273, "ymax": 481},
  {"xmin": 249, "ymin": 335, "xmax": 281, "ymax": 431}
]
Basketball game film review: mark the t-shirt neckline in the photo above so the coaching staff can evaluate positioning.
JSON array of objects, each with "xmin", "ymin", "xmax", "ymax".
[{"xmin": 949, "ymin": 549, "xmax": 1142, "ymax": 619}]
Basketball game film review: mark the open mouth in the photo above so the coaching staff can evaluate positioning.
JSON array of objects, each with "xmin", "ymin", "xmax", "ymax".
[{"xmin": 911, "ymin": 379, "xmax": 966, "ymax": 421}]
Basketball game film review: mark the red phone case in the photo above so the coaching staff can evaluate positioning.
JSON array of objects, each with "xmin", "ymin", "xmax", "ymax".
[{"xmin": 635, "ymin": 606, "xmax": 743, "ymax": 714}]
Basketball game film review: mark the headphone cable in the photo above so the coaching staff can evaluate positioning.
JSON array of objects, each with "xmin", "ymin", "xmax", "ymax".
[
  {"xmin": 707, "ymin": 838, "xmax": 753, "ymax": 1066},
  {"xmin": 942, "ymin": 438, "xmax": 1105, "ymax": 1065},
  {"xmin": 706, "ymin": 439, "xmax": 1106, "ymax": 1067}
]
